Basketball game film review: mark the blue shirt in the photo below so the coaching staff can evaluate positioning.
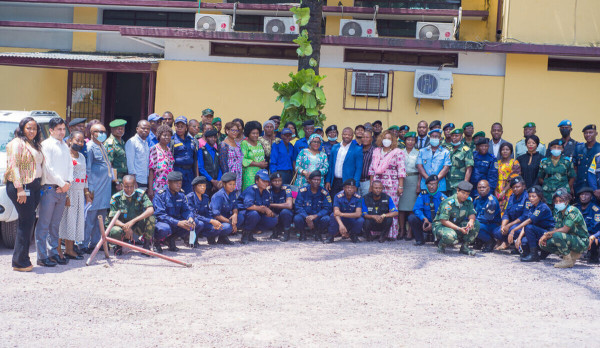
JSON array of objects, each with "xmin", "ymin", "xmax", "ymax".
[
  {"xmin": 361, "ymin": 194, "xmax": 398, "ymax": 216},
  {"xmin": 172, "ymin": 133, "xmax": 196, "ymax": 167},
  {"xmin": 586, "ymin": 153, "xmax": 600, "ymax": 191},
  {"xmin": 295, "ymin": 185, "xmax": 332, "ymax": 218},
  {"xmin": 474, "ymin": 194, "xmax": 502, "ymax": 225},
  {"xmin": 574, "ymin": 142, "xmax": 600, "ymax": 191},
  {"xmin": 209, "ymin": 188, "xmax": 238, "ymax": 219},
  {"xmin": 575, "ymin": 202, "xmax": 600, "ymax": 239},
  {"xmin": 413, "ymin": 190, "xmax": 447, "ymax": 221},
  {"xmin": 333, "ymin": 191, "xmax": 362, "ymax": 214},
  {"xmin": 197, "ymin": 144, "xmax": 221, "ymax": 181},
  {"xmin": 293, "ymin": 137, "xmax": 310, "ymax": 162},
  {"xmin": 153, "ymin": 188, "xmax": 192, "ymax": 225},
  {"xmin": 526, "ymin": 202, "xmax": 555, "ymax": 230},
  {"xmin": 503, "ymin": 191, "xmax": 530, "ymax": 222},
  {"xmin": 86, "ymin": 141, "xmax": 113, "ymax": 210},
  {"xmin": 416, "ymin": 146, "xmax": 451, "ymax": 191},
  {"xmin": 238, "ymin": 185, "xmax": 272, "ymax": 210},
  {"xmin": 471, "ymin": 152, "xmax": 498, "ymax": 193},
  {"xmin": 271, "ymin": 185, "xmax": 292, "ymax": 205},
  {"xmin": 322, "ymin": 141, "xmax": 339, "ymax": 158},
  {"xmin": 147, "ymin": 131, "xmax": 158, "ymax": 148},
  {"xmin": 186, "ymin": 192, "xmax": 213, "ymax": 225},
  {"xmin": 269, "ymin": 141, "xmax": 294, "ymax": 173}
]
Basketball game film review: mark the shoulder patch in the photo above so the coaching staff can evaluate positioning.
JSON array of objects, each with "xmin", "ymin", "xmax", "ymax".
[
  {"xmin": 593, "ymin": 205, "xmax": 600, "ymax": 212},
  {"xmin": 321, "ymin": 189, "xmax": 328, "ymax": 196},
  {"xmin": 420, "ymin": 190, "xmax": 428, "ymax": 195},
  {"xmin": 252, "ymin": 184, "xmax": 258, "ymax": 189},
  {"xmin": 336, "ymin": 192, "xmax": 344, "ymax": 198},
  {"xmin": 327, "ymin": 196, "xmax": 332, "ymax": 203},
  {"xmin": 494, "ymin": 161, "xmax": 499, "ymax": 169},
  {"xmin": 462, "ymin": 146, "xmax": 470, "ymax": 151}
]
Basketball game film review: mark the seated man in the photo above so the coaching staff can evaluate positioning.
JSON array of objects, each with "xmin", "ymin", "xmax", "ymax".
[
  {"xmin": 293, "ymin": 171, "xmax": 332, "ymax": 242},
  {"xmin": 268, "ymin": 172, "xmax": 293, "ymax": 240},
  {"xmin": 575, "ymin": 186, "xmax": 600, "ymax": 264},
  {"xmin": 153, "ymin": 171, "xmax": 197, "ymax": 253},
  {"xmin": 493, "ymin": 176, "xmax": 530, "ymax": 250},
  {"xmin": 433, "ymin": 180, "xmax": 480, "ymax": 256},
  {"xmin": 473, "ymin": 179, "xmax": 502, "ymax": 252},
  {"xmin": 210, "ymin": 172, "xmax": 244, "ymax": 236},
  {"xmin": 186, "ymin": 176, "xmax": 233, "ymax": 246},
  {"xmin": 362, "ymin": 180, "xmax": 399, "ymax": 243},
  {"xmin": 237, "ymin": 170, "xmax": 278, "ymax": 244},
  {"xmin": 539, "ymin": 188, "xmax": 590, "ymax": 268},
  {"xmin": 326, "ymin": 179, "xmax": 364, "ymax": 244},
  {"xmin": 409, "ymin": 175, "xmax": 446, "ymax": 246},
  {"xmin": 106, "ymin": 175, "xmax": 155, "ymax": 256}
]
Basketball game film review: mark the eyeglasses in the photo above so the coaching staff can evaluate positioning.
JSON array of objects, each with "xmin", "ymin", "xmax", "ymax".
[{"xmin": 229, "ymin": 129, "xmax": 239, "ymax": 133}]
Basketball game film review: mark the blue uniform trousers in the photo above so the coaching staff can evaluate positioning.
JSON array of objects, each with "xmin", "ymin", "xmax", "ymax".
[
  {"xmin": 83, "ymin": 209, "xmax": 107, "ymax": 249},
  {"xmin": 155, "ymin": 221, "xmax": 201, "ymax": 241},
  {"xmin": 274, "ymin": 208, "xmax": 293, "ymax": 231},
  {"xmin": 239, "ymin": 210, "xmax": 278, "ymax": 232},
  {"xmin": 408, "ymin": 214, "xmax": 430, "ymax": 243},
  {"xmin": 293, "ymin": 215, "xmax": 330, "ymax": 233},
  {"xmin": 328, "ymin": 215, "xmax": 365, "ymax": 237},
  {"xmin": 478, "ymin": 222, "xmax": 500, "ymax": 243},
  {"xmin": 524, "ymin": 225, "xmax": 546, "ymax": 250},
  {"xmin": 174, "ymin": 166, "xmax": 194, "ymax": 194},
  {"xmin": 194, "ymin": 219, "xmax": 233, "ymax": 237},
  {"xmin": 493, "ymin": 224, "xmax": 524, "ymax": 243}
]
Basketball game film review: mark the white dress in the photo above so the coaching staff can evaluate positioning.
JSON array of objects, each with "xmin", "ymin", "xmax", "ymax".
[{"xmin": 59, "ymin": 153, "xmax": 87, "ymax": 241}]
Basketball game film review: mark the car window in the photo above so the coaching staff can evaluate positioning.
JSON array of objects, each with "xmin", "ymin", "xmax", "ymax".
[{"xmin": 0, "ymin": 121, "xmax": 19, "ymax": 152}]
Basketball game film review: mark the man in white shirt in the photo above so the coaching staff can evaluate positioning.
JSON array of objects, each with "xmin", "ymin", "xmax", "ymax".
[
  {"xmin": 125, "ymin": 120, "xmax": 150, "ymax": 190},
  {"xmin": 35, "ymin": 117, "xmax": 74, "ymax": 267},
  {"xmin": 326, "ymin": 127, "xmax": 363, "ymax": 197}
]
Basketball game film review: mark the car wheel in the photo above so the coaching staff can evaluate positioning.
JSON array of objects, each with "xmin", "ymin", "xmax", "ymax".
[{"xmin": 1, "ymin": 220, "xmax": 18, "ymax": 249}]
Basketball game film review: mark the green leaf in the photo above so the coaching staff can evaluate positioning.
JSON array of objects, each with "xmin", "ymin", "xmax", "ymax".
[
  {"xmin": 306, "ymin": 107, "xmax": 319, "ymax": 116},
  {"xmin": 290, "ymin": 7, "xmax": 310, "ymax": 26},
  {"xmin": 314, "ymin": 86, "xmax": 326, "ymax": 103},
  {"xmin": 290, "ymin": 91, "xmax": 303, "ymax": 107},
  {"xmin": 309, "ymin": 58, "xmax": 317, "ymax": 67},
  {"xmin": 301, "ymin": 83, "xmax": 313, "ymax": 93},
  {"xmin": 302, "ymin": 93, "xmax": 317, "ymax": 109}
]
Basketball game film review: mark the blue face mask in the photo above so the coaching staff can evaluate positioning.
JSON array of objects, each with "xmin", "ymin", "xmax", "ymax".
[
  {"xmin": 96, "ymin": 132, "xmax": 107, "ymax": 143},
  {"xmin": 451, "ymin": 141, "xmax": 462, "ymax": 146},
  {"xmin": 429, "ymin": 138, "xmax": 440, "ymax": 147},
  {"xmin": 328, "ymin": 136, "xmax": 338, "ymax": 142},
  {"xmin": 554, "ymin": 202, "xmax": 567, "ymax": 212},
  {"xmin": 550, "ymin": 149, "xmax": 562, "ymax": 157}
]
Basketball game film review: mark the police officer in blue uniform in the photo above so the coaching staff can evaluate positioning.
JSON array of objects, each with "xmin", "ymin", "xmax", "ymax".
[
  {"xmin": 511, "ymin": 185, "xmax": 555, "ymax": 262},
  {"xmin": 171, "ymin": 116, "xmax": 199, "ymax": 194},
  {"xmin": 574, "ymin": 124, "xmax": 600, "ymax": 193},
  {"xmin": 210, "ymin": 172, "xmax": 244, "ymax": 236},
  {"xmin": 237, "ymin": 170, "xmax": 278, "ymax": 244},
  {"xmin": 473, "ymin": 179, "xmax": 502, "ymax": 252},
  {"xmin": 546, "ymin": 119, "xmax": 578, "ymax": 161},
  {"xmin": 268, "ymin": 172, "xmax": 294, "ymax": 241},
  {"xmin": 409, "ymin": 175, "xmax": 447, "ymax": 246},
  {"xmin": 471, "ymin": 138, "xmax": 498, "ymax": 196},
  {"xmin": 326, "ymin": 178, "xmax": 364, "ymax": 244},
  {"xmin": 186, "ymin": 176, "xmax": 233, "ymax": 247},
  {"xmin": 293, "ymin": 171, "xmax": 332, "ymax": 242},
  {"xmin": 575, "ymin": 186, "xmax": 600, "ymax": 263},
  {"xmin": 493, "ymin": 176, "xmax": 530, "ymax": 250},
  {"xmin": 153, "ymin": 171, "xmax": 198, "ymax": 253},
  {"xmin": 362, "ymin": 180, "xmax": 399, "ymax": 243}
]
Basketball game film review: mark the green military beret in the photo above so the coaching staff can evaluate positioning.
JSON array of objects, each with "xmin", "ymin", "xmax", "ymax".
[
  {"xmin": 109, "ymin": 119, "xmax": 127, "ymax": 128},
  {"xmin": 523, "ymin": 122, "xmax": 536, "ymax": 128},
  {"xmin": 388, "ymin": 125, "xmax": 400, "ymax": 131},
  {"xmin": 202, "ymin": 108, "xmax": 214, "ymax": 116},
  {"xmin": 212, "ymin": 117, "xmax": 222, "ymax": 124},
  {"xmin": 450, "ymin": 129, "xmax": 463, "ymax": 135},
  {"xmin": 473, "ymin": 131, "xmax": 485, "ymax": 138},
  {"xmin": 462, "ymin": 122, "xmax": 473, "ymax": 129},
  {"xmin": 404, "ymin": 131, "xmax": 416, "ymax": 138}
]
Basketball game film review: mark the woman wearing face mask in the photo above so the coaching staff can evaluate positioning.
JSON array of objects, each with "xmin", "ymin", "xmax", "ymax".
[
  {"xmin": 537, "ymin": 139, "xmax": 575, "ymax": 205},
  {"xmin": 397, "ymin": 131, "xmax": 419, "ymax": 240},
  {"xmin": 516, "ymin": 135, "xmax": 543, "ymax": 189},
  {"xmin": 58, "ymin": 131, "xmax": 90, "ymax": 260},
  {"xmin": 322, "ymin": 125, "xmax": 339, "ymax": 158},
  {"xmin": 368, "ymin": 130, "xmax": 407, "ymax": 240},
  {"xmin": 539, "ymin": 188, "xmax": 590, "ymax": 268},
  {"xmin": 509, "ymin": 186, "xmax": 555, "ymax": 262},
  {"xmin": 495, "ymin": 143, "xmax": 521, "ymax": 213}
]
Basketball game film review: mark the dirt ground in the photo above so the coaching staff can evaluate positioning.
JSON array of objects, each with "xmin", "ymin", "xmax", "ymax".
[{"xmin": 1, "ymin": 235, "xmax": 598, "ymax": 347}]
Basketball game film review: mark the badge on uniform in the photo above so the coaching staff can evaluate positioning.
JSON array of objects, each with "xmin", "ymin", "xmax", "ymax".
[
  {"xmin": 174, "ymin": 143, "xmax": 183, "ymax": 148},
  {"xmin": 595, "ymin": 214, "xmax": 600, "ymax": 222},
  {"xmin": 533, "ymin": 210, "xmax": 540, "ymax": 216}
]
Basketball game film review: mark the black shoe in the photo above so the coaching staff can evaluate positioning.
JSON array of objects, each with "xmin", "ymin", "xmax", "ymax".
[
  {"xmin": 81, "ymin": 247, "xmax": 93, "ymax": 255},
  {"xmin": 65, "ymin": 253, "xmax": 84, "ymax": 260},
  {"xmin": 404, "ymin": 236, "xmax": 414, "ymax": 241},
  {"xmin": 482, "ymin": 240, "xmax": 495, "ymax": 253},
  {"xmin": 314, "ymin": 233, "xmax": 323, "ymax": 242},
  {"xmin": 240, "ymin": 232, "xmax": 249, "ymax": 245},
  {"xmin": 324, "ymin": 236, "xmax": 334, "ymax": 244},
  {"xmin": 269, "ymin": 231, "xmax": 280, "ymax": 239},
  {"xmin": 207, "ymin": 236, "xmax": 217, "ymax": 245},
  {"xmin": 299, "ymin": 231, "xmax": 307, "ymax": 241},
  {"xmin": 248, "ymin": 233, "xmax": 258, "ymax": 242},
  {"xmin": 218, "ymin": 235, "xmax": 235, "ymax": 245},
  {"xmin": 50, "ymin": 255, "xmax": 69, "ymax": 265},
  {"xmin": 351, "ymin": 235, "xmax": 361, "ymax": 243},
  {"xmin": 73, "ymin": 245, "xmax": 84, "ymax": 256},
  {"xmin": 280, "ymin": 230, "xmax": 290, "ymax": 242},
  {"xmin": 540, "ymin": 250, "xmax": 550, "ymax": 260},
  {"xmin": 510, "ymin": 248, "xmax": 520, "ymax": 255},
  {"xmin": 37, "ymin": 258, "xmax": 57, "ymax": 267},
  {"xmin": 364, "ymin": 232, "xmax": 373, "ymax": 242},
  {"xmin": 167, "ymin": 237, "xmax": 179, "ymax": 252},
  {"xmin": 378, "ymin": 232, "xmax": 387, "ymax": 243},
  {"xmin": 141, "ymin": 239, "xmax": 152, "ymax": 257},
  {"xmin": 414, "ymin": 240, "xmax": 425, "ymax": 246},
  {"xmin": 521, "ymin": 248, "xmax": 540, "ymax": 262},
  {"xmin": 113, "ymin": 245, "xmax": 123, "ymax": 256},
  {"xmin": 153, "ymin": 240, "xmax": 163, "ymax": 254},
  {"xmin": 589, "ymin": 257, "xmax": 600, "ymax": 264}
]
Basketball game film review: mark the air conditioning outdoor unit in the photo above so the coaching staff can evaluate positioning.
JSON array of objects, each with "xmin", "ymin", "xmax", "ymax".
[
  {"xmin": 339, "ymin": 19, "xmax": 378, "ymax": 38},
  {"xmin": 413, "ymin": 70, "xmax": 453, "ymax": 100},
  {"xmin": 416, "ymin": 21, "xmax": 456, "ymax": 40},
  {"xmin": 264, "ymin": 17, "xmax": 299, "ymax": 34},
  {"xmin": 195, "ymin": 14, "xmax": 232, "ymax": 32},
  {"xmin": 351, "ymin": 72, "xmax": 388, "ymax": 97}
]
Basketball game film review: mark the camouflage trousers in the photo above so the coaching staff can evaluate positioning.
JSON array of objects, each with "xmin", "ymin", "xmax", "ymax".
[
  {"xmin": 107, "ymin": 216, "xmax": 156, "ymax": 241},
  {"xmin": 434, "ymin": 220, "xmax": 480, "ymax": 246},
  {"xmin": 540, "ymin": 232, "xmax": 588, "ymax": 256}
]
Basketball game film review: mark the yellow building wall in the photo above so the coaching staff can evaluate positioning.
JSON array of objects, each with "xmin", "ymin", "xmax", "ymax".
[
  {"xmin": 503, "ymin": 0, "xmax": 600, "ymax": 46},
  {"xmin": 0, "ymin": 66, "xmax": 68, "ymax": 116},
  {"xmin": 72, "ymin": 7, "xmax": 98, "ymax": 52},
  {"xmin": 460, "ymin": 0, "xmax": 498, "ymax": 42},
  {"xmin": 501, "ymin": 54, "xmax": 600, "ymax": 145}
]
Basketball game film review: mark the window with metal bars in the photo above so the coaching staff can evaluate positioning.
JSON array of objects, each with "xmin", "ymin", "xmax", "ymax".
[
  {"xmin": 343, "ymin": 69, "xmax": 394, "ymax": 112},
  {"xmin": 69, "ymin": 72, "xmax": 104, "ymax": 121},
  {"xmin": 344, "ymin": 49, "xmax": 458, "ymax": 67},
  {"xmin": 102, "ymin": 10, "xmax": 195, "ymax": 28}
]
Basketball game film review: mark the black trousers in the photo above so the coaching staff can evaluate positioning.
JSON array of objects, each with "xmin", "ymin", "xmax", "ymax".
[
  {"xmin": 331, "ymin": 178, "xmax": 344, "ymax": 198},
  {"xmin": 408, "ymin": 214, "xmax": 431, "ymax": 243},
  {"xmin": 277, "ymin": 170, "xmax": 294, "ymax": 186},
  {"xmin": 363, "ymin": 217, "xmax": 393, "ymax": 237},
  {"xmin": 6, "ymin": 178, "xmax": 41, "ymax": 268}
]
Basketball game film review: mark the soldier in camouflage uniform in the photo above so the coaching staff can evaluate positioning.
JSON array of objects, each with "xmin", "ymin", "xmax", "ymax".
[
  {"xmin": 442, "ymin": 122, "xmax": 455, "ymax": 150},
  {"xmin": 106, "ymin": 175, "xmax": 156, "ymax": 256},
  {"xmin": 446, "ymin": 129, "xmax": 474, "ymax": 195},
  {"xmin": 104, "ymin": 119, "xmax": 128, "ymax": 192},
  {"xmin": 433, "ymin": 181, "xmax": 480, "ymax": 255},
  {"xmin": 462, "ymin": 122, "xmax": 475, "ymax": 151},
  {"xmin": 539, "ymin": 188, "xmax": 590, "ymax": 268},
  {"xmin": 538, "ymin": 139, "xmax": 576, "ymax": 203}
]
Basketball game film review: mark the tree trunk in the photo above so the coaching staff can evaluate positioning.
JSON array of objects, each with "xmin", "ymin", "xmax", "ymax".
[{"xmin": 297, "ymin": 0, "xmax": 323, "ymax": 74}]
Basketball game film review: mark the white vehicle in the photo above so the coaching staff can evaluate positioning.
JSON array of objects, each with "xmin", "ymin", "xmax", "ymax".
[{"xmin": 0, "ymin": 110, "xmax": 66, "ymax": 248}]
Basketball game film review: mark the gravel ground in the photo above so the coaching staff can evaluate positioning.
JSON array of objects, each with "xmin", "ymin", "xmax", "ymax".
[{"xmin": 1, "ymin": 235, "xmax": 599, "ymax": 347}]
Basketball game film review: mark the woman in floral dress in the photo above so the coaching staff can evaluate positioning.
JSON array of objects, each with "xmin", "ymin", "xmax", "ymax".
[
  {"xmin": 369, "ymin": 130, "xmax": 407, "ymax": 240},
  {"xmin": 148, "ymin": 125, "xmax": 174, "ymax": 200},
  {"xmin": 495, "ymin": 143, "xmax": 521, "ymax": 213},
  {"xmin": 241, "ymin": 121, "xmax": 267, "ymax": 190},
  {"xmin": 295, "ymin": 134, "xmax": 329, "ymax": 188},
  {"xmin": 219, "ymin": 122, "xmax": 244, "ymax": 192}
]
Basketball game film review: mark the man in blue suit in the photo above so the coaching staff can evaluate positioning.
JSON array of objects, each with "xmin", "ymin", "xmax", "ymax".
[{"xmin": 325, "ymin": 127, "xmax": 363, "ymax": 198}]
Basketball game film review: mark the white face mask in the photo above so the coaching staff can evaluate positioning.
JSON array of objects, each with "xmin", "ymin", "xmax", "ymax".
[
  {"xmin": 382, "ymin": 139, "xmax": 392, "ymax": 148},
  {"xmin": 123, "ymin": 191, "xmax": 134, "ymax": 198}
]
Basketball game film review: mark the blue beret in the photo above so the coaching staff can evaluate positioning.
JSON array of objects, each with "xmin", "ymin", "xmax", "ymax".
[
  {"xmin": 558, "ymin": 120, "xmax": 572, "ymax": 127},
  {"xmin": 428, "ymin": 129, "xmax": 442, "ymax": 136}
]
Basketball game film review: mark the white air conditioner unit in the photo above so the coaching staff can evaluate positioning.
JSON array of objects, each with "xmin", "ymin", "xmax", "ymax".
[
  {"xmin": 264, "ymin": 17, "xmax": 299, "ymax": 34},
  {"xmin": 413, "ymin": 70, "xmax": 453, "ymax": 100},
  {"xmin": 339, "ymin": 19, "xmax": 378, "ymax": 38},
  {"xmin": 195, "ymin": 14, "xmax": 232, "ymax": 32},
  {"xmin": 416, "ymin": 21, "xmax": 456, "ymax": 40},
  {"xmin": 351, "ymin": 72, "xmax": 388, "ymax": 97}
]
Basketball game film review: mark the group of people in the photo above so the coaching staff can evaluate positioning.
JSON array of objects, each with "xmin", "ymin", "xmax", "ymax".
[{"xmin": 5, "ymin": 111, "xmax": 600, "ymax": 272}]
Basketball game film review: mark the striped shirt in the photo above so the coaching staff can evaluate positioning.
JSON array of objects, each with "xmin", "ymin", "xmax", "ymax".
[{"xmin": 361, "ymin": 145, "xmax": 375, "ymax": 181}]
